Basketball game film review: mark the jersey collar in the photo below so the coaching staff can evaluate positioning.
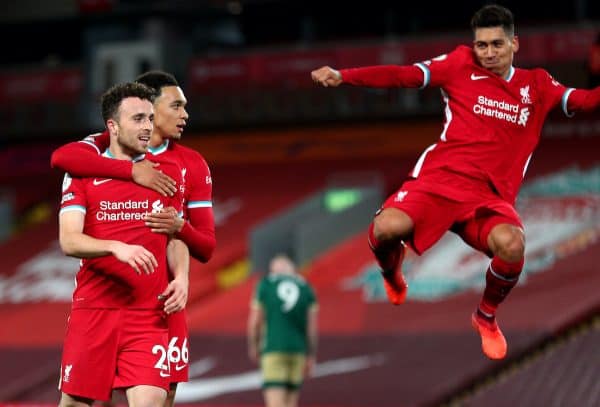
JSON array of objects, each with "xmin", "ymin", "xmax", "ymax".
[
  {"xmin": 102, "ymin": 149, "xmax": 145, "ymax": 162},
  {"xmin": 148, "ymin": 139, "xmax": 170, "ymax": 156},
  {"xmin": 504, "ymin": 66, "xmax": 515, "ymax": 82}
]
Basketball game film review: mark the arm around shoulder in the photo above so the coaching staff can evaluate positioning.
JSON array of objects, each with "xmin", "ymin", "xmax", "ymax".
[
  {"xmin": 51, "ymin": 140, "xmax": 133, "ymax": 179},
  {"xmin": 51, "ymin": 141, "xmax": 97, "ymax": 171}
]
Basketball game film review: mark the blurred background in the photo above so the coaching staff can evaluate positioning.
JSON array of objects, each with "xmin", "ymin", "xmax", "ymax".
[{"xmin": 0, "ymin": 0, "xmax": 599, "ymax": 405}]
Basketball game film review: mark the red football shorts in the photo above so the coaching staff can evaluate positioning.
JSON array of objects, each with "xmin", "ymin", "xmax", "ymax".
[
  {"xmin": 167, "ymin": 310, "xmax": 190, "ymax": 383},
  {"xmin": 380, "ymin": 177, "xmax": 523, "ymax": 257},
  {"xmin": 59, "ymin": 308, "xmax": 171, "ymax": 401}
]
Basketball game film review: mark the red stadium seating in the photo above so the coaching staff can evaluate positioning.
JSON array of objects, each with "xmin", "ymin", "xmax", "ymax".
[{"xmin": 1, "ymin": 122, "xmax": 599, "ymax": 404}]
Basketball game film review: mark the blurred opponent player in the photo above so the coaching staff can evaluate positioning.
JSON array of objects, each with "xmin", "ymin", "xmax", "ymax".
[
  {"xmin": 312, "ymin": 4, "xmax": 600, "ymax": 359},
  {"xmin": 248, "ymin": 254, "xmax": 318, "ymax": 407},
  {"xmin": 52, "ymin": 71, "xmax": 216, "ymax": 405}
]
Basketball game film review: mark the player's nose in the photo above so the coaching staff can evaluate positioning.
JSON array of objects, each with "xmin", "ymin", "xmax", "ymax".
[{"xmin": 143, "ymin": 117, "xmax": 153, "ymax": 130}]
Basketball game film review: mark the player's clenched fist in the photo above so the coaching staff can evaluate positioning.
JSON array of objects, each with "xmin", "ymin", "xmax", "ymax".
[{"xmin": 311, "ymin": 66, "xmax": 343, "ymax": 87}]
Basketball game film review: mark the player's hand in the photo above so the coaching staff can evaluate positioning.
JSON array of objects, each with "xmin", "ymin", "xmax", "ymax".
[
  {"xmin": 304, "ymin": 355, "xmax": 316, "ymax": 378},
  {"xmin": 311, "ymin": 66, "xmax": 343, "ymax": 87},
  {"xmin": 159, "ymin": 276, "xmax": 188, "ymax": 314},
  {"xmin": 248, "ymin": 346, "xmax": 259, "ymax": 364},
  {"xmin": 132, "ymin": 160, "xmax": 177, "ymax": 197},
  {"xmin": 145, "ymin": 206, "xmax": 183, "ymax": 235},
  {"xmin": 110, "ymin": 241, "xmax": 158, "ymax": 275}
]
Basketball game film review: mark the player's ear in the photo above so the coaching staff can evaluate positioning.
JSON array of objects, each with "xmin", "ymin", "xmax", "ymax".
[
  {"xmin": 106, "ymin": 118, "xmax": 118, "ymax": 135},
  {"xmin": 512, "ymin": 35, "xmax": 519, "ymax": 53}
]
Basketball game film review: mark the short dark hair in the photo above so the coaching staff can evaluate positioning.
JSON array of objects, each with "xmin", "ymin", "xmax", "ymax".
[
  {"xmin": 135, "ymin": 70, "xmax": 179, "ymax": 97},
  {"xmin": 101, "ymin": 82, "xmax": 156, "ymax": 123},
  {"xmin": 471, "ymin": 4, "xmax": 515, "ymax": 37}
]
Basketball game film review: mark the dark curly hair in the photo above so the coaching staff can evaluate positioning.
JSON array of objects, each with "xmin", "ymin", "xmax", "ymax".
[
  {"xmin": 135, "ymin": 70, "xmax": 179, "ymax": 97},
  {"xmin": 471, "ymin": 4, "xmax": 515, "ymax": 38},
  {"xmin": 101, "ymin": 82, "xmax": 156, "ymax": 123}
]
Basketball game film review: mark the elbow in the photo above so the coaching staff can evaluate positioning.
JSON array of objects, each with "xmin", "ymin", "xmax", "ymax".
[
  {"xmin": 59, "ymin": 231, "xmax": 83, "ymax": 257},
  {"xmin": 50, "ymin": 150, "xmax": 62, "ymax": 169},
  {"xmin": 50, "ymin": 149, "xmax": 69, "ymax": 171},
  {"xmin": 193, "ymin": 237, "xmax": 216, "ymax": 263},
  {"xmin": 59, "ymin": 237, "xmax": 76, "ymax": 257},
  {"xmin": 204, "ymin": 238, "xmax": 217, "ymax": 261}
]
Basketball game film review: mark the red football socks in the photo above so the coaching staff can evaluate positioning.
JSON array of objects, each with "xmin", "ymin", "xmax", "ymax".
[
  {"xmin": 368, "ymin": 222, "xmax": 404, "ymax": 272},
  {"xmin": 478, "ymin": 256, "xmax": 524, "ymax": 317},
  {"xmin": 368, "ymin": 223, "xmax": 408, "ymax": 305}
]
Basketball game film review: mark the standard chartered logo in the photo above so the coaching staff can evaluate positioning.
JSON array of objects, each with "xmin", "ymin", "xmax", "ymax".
[
  {"xmin": 473, "ymin": 95, "xmax": 529, "ymax": 126},
  {"xmin": 96, "ymin": 199, "xmax": 153, "ymax": 221}
]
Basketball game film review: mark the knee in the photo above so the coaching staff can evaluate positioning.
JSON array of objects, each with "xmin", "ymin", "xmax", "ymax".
[
  {"xmin": 59, "ymin": 396, "xmax": 93, "ymax": 407},
  {"xmin": 130, "ymin": 399, "xmax": 165, "ymax": 407},
  {"xmin": 126, "ymin": 388, "xmax": 168, "ymax": 407},
  {"xmin": 489, "ymin": 225, "xmax": 525, "ymax": 262},
  {"xmin": 373, "ymin": 209, "xmax": 413, "ymax": 242}
]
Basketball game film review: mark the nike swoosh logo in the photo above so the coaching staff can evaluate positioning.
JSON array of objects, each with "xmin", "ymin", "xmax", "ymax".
[
  {"xmin": 175, "ymin": 364, "xmax": 187, "ymax": 371},
  {"xmin": 470, "ymin": 73, "xmax": 489, "ymax": 80},
  {"xmin": 92, "ymin": 178, "xmax": 112, "ymax": 186},
  {"xmin": 159, "ymin": 371, "xmax": 171, "ymax": 378},
  {"xmin": 176, "ymin": 353, "xmax": 385, "ymax": 402}
]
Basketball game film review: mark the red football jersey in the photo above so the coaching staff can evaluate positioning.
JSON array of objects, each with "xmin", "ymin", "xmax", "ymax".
[
  {"xmin": 80, "ymin": 132, "xmax": 213, "ymax": 225},
  {"xmin": 77, "ymin": 132, "xmax": 215, "ymax": 261},
  {"xmin": 146, "ymin": 139, "xmax": 213, "ymax": 218},
  {"xmin": 411, "ymin": 46, "xmax": 573, "ymax": 203},
  {"xmin": 60, "ymin": 153, "xmax": 183, "ymax": 309}
]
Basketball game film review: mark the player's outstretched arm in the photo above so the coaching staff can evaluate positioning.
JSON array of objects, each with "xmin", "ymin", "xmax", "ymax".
[
  {"xmin": 312, "ymin": 64, "xmax": 426, "ymax": 89},
  {"xmin": 311, "ymin": 66, "xmax": 343, "ymax": 87},
  {"xmin": 59, "ymin": 210, "xmax": 158, "ymax": 275},
  {"xmin": 567, "ymin": 86, "xmax": 600, "ymax": 113}
]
